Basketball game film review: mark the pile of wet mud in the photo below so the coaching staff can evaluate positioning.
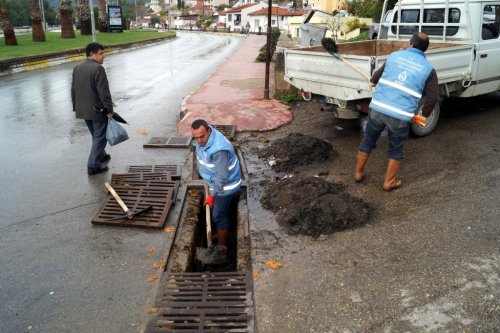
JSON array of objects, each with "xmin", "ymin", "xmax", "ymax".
[
  {"xmin": 261, "ymin": 176, "xmax": 372, "ymax": 237},
  {"xmin": 258, "ymin": 133, "xmax": 338, "ymax": 172}
]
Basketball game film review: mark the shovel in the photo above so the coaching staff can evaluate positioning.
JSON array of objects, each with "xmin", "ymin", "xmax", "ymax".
[
  {"xmin": 195, "ymin": 183, "xmax": 227, "ymax": 265},
  {"xmin": 104, "ymin": 182, "xmax": 152, "ymax": 220},
  {"xmin": 321, "ymin": 37, "xmax": 372, "ymax": 84}
]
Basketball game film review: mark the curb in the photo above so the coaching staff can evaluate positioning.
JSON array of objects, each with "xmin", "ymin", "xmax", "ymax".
[{"xmin": 0, "ymin": 34, "xmax": 176, "ymax": 77}]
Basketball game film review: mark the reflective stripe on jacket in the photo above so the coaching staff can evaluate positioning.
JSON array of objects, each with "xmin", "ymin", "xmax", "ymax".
[
  {"xmin": 196, "ymin": 126, "xmax": 241, "ymax": 196},
  {"xmin": 370, "ymin": 48, "xmax": 433, "ymax": 122}
]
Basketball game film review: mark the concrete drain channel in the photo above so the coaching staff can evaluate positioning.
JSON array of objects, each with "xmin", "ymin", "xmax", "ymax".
[{"xmin": 146, "ymin": 148, "xmax": 255, "ymax": 332}]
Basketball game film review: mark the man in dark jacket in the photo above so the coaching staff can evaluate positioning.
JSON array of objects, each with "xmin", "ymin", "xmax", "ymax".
[
  {"xmin": 71, "ymin": 42, "xmax": 114, "ymax": 175},
  {"xmin": 354, "ymin": 32, "xmax": 439, "ymax": 190}
]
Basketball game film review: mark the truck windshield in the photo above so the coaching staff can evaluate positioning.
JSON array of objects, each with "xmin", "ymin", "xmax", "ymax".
[{"xmin": 392, "ymin": 8, "xmax": 460, "ymax": 36}]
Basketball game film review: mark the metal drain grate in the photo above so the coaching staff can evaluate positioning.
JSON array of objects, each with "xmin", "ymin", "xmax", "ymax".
[
  {"xmin": 127, "ymin": 165, "xmax": 181, "ymax": 180},
  {"xmin": 144, "ymin": 136, "xmax": 192, "ymax": 148},
  {"xmin": 213, "ymin": 124, "xmax": 236, "ymax": 140},
  {"xmin": 147, "ymin": 271, "xmax": 254, "ymax": 332},
  {"xmin": 92, "ymin": 185, "xmax": 174, "ymax": 228},
  {"xmin": 111, "ymin": 171, "xmax": 172, "ymax": 182}
]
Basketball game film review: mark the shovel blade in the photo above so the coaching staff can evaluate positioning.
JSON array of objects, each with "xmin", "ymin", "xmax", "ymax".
[
  {"xmin": 104, "ymin": 206, "xmax": 153, "ymax": 221},
  {"xmin": 195, "ymin": 246, "xmax": 228, "ymax": 265}
]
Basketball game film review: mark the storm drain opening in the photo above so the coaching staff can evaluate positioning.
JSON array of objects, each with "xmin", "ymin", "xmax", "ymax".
[
  {"xmin": 146, "ymin": 144, "xmax": 254, "ymax": 332},
  {"xmin": 164, "ymin": 184, "xmax": 249, "ymax": 274}
]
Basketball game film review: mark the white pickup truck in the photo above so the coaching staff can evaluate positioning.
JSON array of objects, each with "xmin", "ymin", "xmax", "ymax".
[{"xmin": 284, "ymin": 0, "xmax": 500, "ymax": 136}]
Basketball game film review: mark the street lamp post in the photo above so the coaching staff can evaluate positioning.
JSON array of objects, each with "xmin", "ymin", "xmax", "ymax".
[
  {"xmin": 39, "ymin": 0, "xmax": 46, "ymax": 30},
  {"xmin": 89, "ymin": 0, "xmax": 97, "ymax": 42},
  {"xmin": 264, "ymin": 0, "xmax": 272, "ymax": 100}
]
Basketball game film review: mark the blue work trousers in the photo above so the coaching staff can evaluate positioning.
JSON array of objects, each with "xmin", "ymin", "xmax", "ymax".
[
  {"xmin": 211, "ymin": 193, "xmax": 235, "ymax": 231},
  {"xmin": 359, "ymin": 110, "xmax": 410, "ymax": 161},
  {"xmin": 85, "ymin": 119, "xmax": 108, "ymax": 169}
]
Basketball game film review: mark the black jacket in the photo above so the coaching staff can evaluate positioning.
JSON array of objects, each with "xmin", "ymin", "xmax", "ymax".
[{"xmin": 71, "ymin": 58, "xmax": 114, "ymax": 121}]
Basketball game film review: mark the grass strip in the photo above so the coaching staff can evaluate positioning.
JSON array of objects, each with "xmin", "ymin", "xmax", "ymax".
[{"xmin": 0, "ymin": 30, "xmax": 175, "ymax": 61}]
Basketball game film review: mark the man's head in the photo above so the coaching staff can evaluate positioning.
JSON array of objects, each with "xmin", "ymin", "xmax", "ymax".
[
  {"xmin": 86, "ymin": 42, "xmax": 105, "ymax": 64},
  {"xmin": 410, "ymin": 32, "xmax": 430, "ymax": 52},
  {"xmin": 191, "ymin": 119, "xmax": 211, "ymax": 146}
]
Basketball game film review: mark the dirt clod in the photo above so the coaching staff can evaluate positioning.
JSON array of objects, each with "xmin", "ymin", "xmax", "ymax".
[
  {"xmin": 258, "ymin": 133, "xmax": 338, "ymax": 172},
  {"xmin": 261, "ymin": 176, "xmax": 371, "ymax": 237}
]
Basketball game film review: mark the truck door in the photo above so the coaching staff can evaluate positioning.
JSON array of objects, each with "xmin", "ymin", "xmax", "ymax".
[{"xmin": 475, "ymin": 3, "xmax": 500, "ymax": 95}]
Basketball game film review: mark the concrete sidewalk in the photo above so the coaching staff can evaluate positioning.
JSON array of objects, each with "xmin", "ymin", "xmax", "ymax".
[{"xmin": 177, "ymin": 34, "xmax": 293, "ymax": 135}]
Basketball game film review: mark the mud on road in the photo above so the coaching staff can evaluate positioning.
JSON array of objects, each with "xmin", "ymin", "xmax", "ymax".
[{"xmin": 238, "ymin": 94, "xmax": 500, "ymax": 332}]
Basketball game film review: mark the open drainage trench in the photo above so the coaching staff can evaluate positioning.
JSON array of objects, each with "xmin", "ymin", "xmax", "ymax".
[
  {"xmin": 147, "ymin": 133, "xmax": 373, "ymax": 332},
  {"xmin": 146, "ymin": 147, "xmax": 253, "ymax": 333}
]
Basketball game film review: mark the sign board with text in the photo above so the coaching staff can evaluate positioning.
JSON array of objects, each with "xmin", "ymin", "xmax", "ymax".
[{"xmin": 108, "ymin": 6, "xmax": 123, "ymax": 32}]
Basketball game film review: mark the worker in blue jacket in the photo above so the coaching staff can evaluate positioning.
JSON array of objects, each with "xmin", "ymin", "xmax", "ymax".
[
  {"xmin": 191, "ymin": 119, "xmax": 241, "ymax": 259},
  {"xmin": 355, "ymin": 32, "xmax": 439, "ymax": 191}
]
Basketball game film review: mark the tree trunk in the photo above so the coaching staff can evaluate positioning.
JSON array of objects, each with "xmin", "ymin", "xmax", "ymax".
[
  {"xmin": 30, "ymin": 0, "xmax": 46, "ymax": 42},
  {"xmin": 0, "ymin": 6, "xmax": 18, "ymax": 45},
  {"xmin": 60, "ymin": 0, "xmax": 75, "ymax": 38},
  {"xmin": 98, "ymin": 0, "xmax": 107, "ymax": 32},
  {"xmin": 78, "ymin": 0, "xmax": 92, "ymax": 35}
]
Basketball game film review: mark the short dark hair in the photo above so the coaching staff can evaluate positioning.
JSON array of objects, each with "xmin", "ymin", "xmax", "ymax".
[
  {"xmin": 86, "ymin": 42, "xmax": 104, "ymax": 57},
  {"xmin": 410, "ymin": 32, "xmax": 429, "ymax": 52},
  {"xmin": 191, "ymin": 119, "xmax": 210, "ymax": 130}
]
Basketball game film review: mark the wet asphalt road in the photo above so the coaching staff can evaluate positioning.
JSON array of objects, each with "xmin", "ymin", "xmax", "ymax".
[{"xmin": 0, "ymin": 32, "xmax": 242, "ymax": 333}]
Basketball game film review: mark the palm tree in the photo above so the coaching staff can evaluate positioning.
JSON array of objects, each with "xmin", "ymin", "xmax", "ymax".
[
  {"xmin": 60, "ymin": 0, "xmax": 75, "ymax": 38},
  {"xmin": 0, "ymin": 0, "xmax": 17, "ymax": 45},
  {"xmin": 98, "ymin": 0, "xmax": 107, "ymax": 32},
  {"xmin": 78, "ymin": 0, "xmax": 92, "ymax": 35},
  {"xmin": 30, "ymin": 0, "xmax": 46, "ymax": 41}
]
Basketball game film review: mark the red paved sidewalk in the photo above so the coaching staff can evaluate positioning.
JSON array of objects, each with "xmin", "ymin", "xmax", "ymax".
[{"xmin": 177, "ymin": 34, "xmax": 293, "ymax": 135}]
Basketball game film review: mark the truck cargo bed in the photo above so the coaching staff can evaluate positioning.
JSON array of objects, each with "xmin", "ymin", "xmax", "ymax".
[{"xmin": 284, "ymin": 40, "xmax": 473, "ymax": 102}]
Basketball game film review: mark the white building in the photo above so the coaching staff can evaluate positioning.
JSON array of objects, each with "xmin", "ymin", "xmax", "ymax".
[
  {"xmin": 248, "ymin": 6, "xmax": 308, "ymax": 34},
  {"xmin": 225, "ymin": 2, "xmax": 267, "ymax": 32}
]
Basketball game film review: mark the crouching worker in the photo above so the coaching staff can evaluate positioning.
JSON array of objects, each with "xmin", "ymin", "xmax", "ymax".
[
  {"xmin": 191, "ymin": 119, "xmax": 241, "ymax": 262},
  {"xmin": 355, "ymin": 32, "xmax": 439, "ymax": 191}
]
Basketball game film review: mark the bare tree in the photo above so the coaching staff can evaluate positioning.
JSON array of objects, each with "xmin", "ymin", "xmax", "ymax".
[
  {"xmin": 30, "ymin": 0, "xmax": 46, "ymax": 41},
  {"xmin": 78, "ymin": 0, "xmax": 92, "ymax": 35},
  {"xmin": 322, "ymin": 15, "xmax": 347, "ymax": 41},
  {"xmin": 60, "ymin": 0, "xmax": 75, "ymax": 38},
  {"xmin": 0, "ymin": 0, "xmax": 18, "ymax": 46},
  {"xmin": 98, "ymin": 0, "xmax": 107, "ymax": 32}
]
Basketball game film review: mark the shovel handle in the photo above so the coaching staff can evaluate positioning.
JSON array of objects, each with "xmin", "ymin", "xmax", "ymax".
[
  {"xmin": 203, "ymin": 182, "xmax": 213, "ymax": 247},
  {"xmin": 337, "ymin": 54, "xmax": 372, "ymax": 83},
  {"xmin": 104, "ymin": 182, "xmax": 132, "ymax": 218}
]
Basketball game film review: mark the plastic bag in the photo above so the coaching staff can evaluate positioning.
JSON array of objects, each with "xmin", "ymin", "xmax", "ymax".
[{"xmin": 106, "ymin": 117, "xmax": 129, "ymax": 146}]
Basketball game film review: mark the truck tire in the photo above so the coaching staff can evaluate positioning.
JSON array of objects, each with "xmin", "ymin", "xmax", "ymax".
[{"xmin": 411, "ymin": 100, "xmax": 440, "ymax": 137}]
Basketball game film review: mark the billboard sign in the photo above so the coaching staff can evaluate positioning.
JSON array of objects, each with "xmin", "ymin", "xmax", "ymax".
[{"xmin": 108, "ymin": 6, "xmax": 123, "ymax": 32}]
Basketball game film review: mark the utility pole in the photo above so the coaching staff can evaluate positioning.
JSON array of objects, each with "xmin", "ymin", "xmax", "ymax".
[
  {"xmin": 135, "ymin": 0, "xmax": 138, "ymax": 23},
  {"xmin": 89, "ymin": 0, "xmax": 97, "ymax": 42},
  {"xmin": 168, "ymin": 0, "xmax": 171, "ymax": 30},
  {"xmin": 264, "ymin": 0, "xmax": 272, "ymax": 100},
  {"xmin": 39, "ymin": 0, "xmax": 46, "ymax": 30}
]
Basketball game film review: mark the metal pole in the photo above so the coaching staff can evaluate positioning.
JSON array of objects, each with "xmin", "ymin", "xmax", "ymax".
[
  {"xmin": 135, "ymin": 0, "xmax": 138, "ymax": 25},
  {"xmin": 263, "ymin": 0, "xmax": 272, "ymax": 100},
  {"xmin": 168, "ymin": 0, "xmax": 171, "ymax": 30},
  {"xmin": 39, "ymin": 0, "xmax": 46, "ymax": 30},
  {"xmin": 89, "ymin": 0, "xmax": 97, "ymax": 42}
]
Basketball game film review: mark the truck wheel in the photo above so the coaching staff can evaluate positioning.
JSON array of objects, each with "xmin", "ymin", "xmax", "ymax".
[{"xmin": 411, "ymin": 101, "xmax": 440, "ymax": 137}]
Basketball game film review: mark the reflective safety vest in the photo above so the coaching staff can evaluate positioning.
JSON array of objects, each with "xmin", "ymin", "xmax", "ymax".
[
  {"xmin": 196, "ymin": 126, "xmax": 241, "ymax": 196},
  {"xmin": 370, "ymin": 48, "xmax": 434, "ymax": 122}
]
